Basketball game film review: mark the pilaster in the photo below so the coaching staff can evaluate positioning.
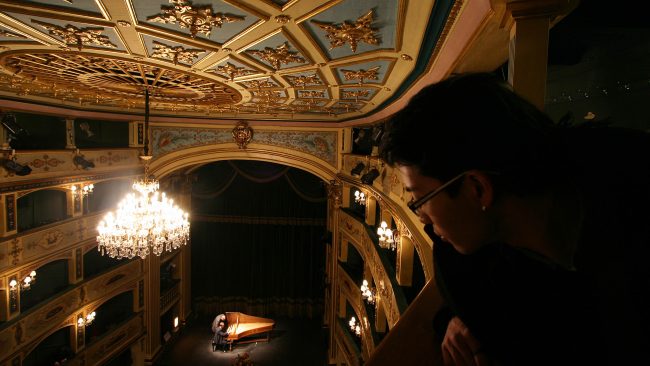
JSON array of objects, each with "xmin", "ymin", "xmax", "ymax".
[
  {"xmin": 144, "ymin": 254, "xmax": 161, "ymax": 362},
  {"xmin": 65, "ymin": 118, "xmax": 76, "ymax": 149},
  {"xmin": 396, "ymin": 235, "xmax": 414, "ymax": 286},
  {"xmin": 179, "ymin": 178, "xmax": 192, "ymax": 322},
  {"xmin": 129, "ymin": 121, "xmax": 145, "ymax": 148},
  {"xmin": 375, "ymin": 299, "xmax": 387, "ymax": 333},
  {"xmin": 365, "ymin": 196, "xmax": 377, "ymax": 226},
  {"xmin": 0, "ymin": 193, "xmax": 17, "ymax": 237}
]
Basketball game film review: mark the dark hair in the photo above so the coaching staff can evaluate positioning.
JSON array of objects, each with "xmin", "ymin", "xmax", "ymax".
[{"xmin": 380, "ymin": 72, "xmax": 568, "ymax": 196}]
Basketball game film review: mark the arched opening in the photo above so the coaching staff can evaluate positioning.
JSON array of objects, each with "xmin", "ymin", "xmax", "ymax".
[
  {"xmin": 20, "ymin": 258, "xmax": 69, "ymax": 312},
  {"xmin": 22, "ymin": 326, "xmax": 73, "ymax": 366},
  {"xmin": 85, "ymin": 290, "xmax": 135, "ymax": 345}
]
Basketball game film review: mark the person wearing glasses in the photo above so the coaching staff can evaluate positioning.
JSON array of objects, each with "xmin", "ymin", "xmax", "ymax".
[{"xmin": 377, "ymin": 73, "xmax": 649, "ymax": 366}]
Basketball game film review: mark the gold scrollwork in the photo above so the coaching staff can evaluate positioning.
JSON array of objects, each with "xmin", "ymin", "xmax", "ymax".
[
  {"xmin": 247, "ymin": 43, "xmax": 305, "ymax": 70},
  {"xmin": 341, "ymin": 66, "xmax": 380, "ymax": 85},
  {"xmin": 311, "ymin": 10, "xmax": 380, "ymax": 53},
  {"xmin": 31, "ymin": 20, "xmax": 117, "ymax": 51},
  {"xmin": 211, "ymin": 62, "xmax": 255, "ymax": 81},
  {"xmin": 147, "ymin": 0, "xmax": 245, "ymax": 38},
  {"xmin": 32, "ymin": 230, "xmax": 65, "ymax": 250},
  {"xmin": 232, "ymin": 121, "xmax": 253, "ymax": 149},
  {"xmin": 285, "ymin": 73, "xmax": 321, "ymax": 88},
  {"xmin": 152, "ymin": 41, "xmax": 204, "ymax": 65}
]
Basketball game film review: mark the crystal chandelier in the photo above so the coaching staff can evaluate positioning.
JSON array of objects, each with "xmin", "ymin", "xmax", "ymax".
[{"xmin": 96, "ymin": 87, "xmax": 190, "ymax": 259}]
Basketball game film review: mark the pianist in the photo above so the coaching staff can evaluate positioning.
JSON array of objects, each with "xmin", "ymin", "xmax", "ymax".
[{"xmin": 213, "ymin": 321, "xmax": 230, "ymax": 352}]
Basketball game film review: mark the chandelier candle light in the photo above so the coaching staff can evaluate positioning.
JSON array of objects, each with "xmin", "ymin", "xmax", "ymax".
[{"xmin": 97, "ymin": 87, "xmax": 190, "ymax": 259}]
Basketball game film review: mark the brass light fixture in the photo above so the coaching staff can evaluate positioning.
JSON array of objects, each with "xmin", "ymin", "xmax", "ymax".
[{"xmin": 96, "ymin": 88, "xmax": 190, "ymax": 259}]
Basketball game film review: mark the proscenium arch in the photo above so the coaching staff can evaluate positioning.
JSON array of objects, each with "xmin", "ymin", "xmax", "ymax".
[{"xmin": 149, "ymin": 144, "xmax": 338, "ymax": 182}]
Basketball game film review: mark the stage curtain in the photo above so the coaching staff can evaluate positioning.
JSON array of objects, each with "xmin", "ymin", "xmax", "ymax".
[{"xmin": 191, "ymin": 161, "xmax": 327, "ymax": 319}]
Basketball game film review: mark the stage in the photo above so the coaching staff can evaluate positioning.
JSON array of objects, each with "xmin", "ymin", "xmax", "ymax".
[{"xmin": 154, "ymin": 317, "xmax": 329, "ymax": 365}]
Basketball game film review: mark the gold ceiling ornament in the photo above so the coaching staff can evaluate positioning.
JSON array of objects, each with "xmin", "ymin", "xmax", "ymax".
[
  {"xmin": 311, "ymin": 10, "xmax": 380, "ymax": 53},
  {"xmin": 147, "ymin": 0, "xmax": 245, "ymax": 38},
  {"xmin": 212, "ymin": 62, "xmax": 255, "ymax": 81},
  {"xmin": 335, "ymin": 101, "xmax": 360, "ymax": 113},
  {"xmin": 0, "ymin": 30, "xmax": 24, "ymax": 38},
  {"xmin": 341, "ymin": 66, "xmax": 380, "ymax": 85},
  {"xmin": 117, "ymin": 20, "xmax": 131, "ymax": 27},
  {"xmin": 31, "ymin": 20, "xmax": 117, "ymax": 51},
  {"xmin": 285, "ymin": 73, "xmax": 321, "ymax": 88},
  {"xmin": 342, "ymin": 89, "xmax": 370, "ymax": 101},
  {"xmin": 293, "ymin": 98, "xmax": 321, "ymax": 111},
  {"xmin": 247, "ymin": 42, "xmax": 305, "ymax": 70},
  {"xmin": 151, "ymin": 41, "xmax": 204, "ymax": 65},
  {"xmin": 298, "ymin": 90, "xmax": 326, "ymax": 99},
  {"xmin": 232, "ymin": 121, "xmax": 253, "ymax": 149},
  {"xmin": 275, "ymin": 15, "xmax": 291, "ymax": 24},
  {"xmin": 0, "ymin": 53, "xmax": 241, "ymax": 109},
  {"xmin": 242, "ymin": 78, "xmax": 276, "ymax": 90},
  {"xmin": 253, "ymin": 90, "xmax": 283, "ymax": 101},
  {"xmin": 400, "ymin": 54, "xmax": 413, "ymax": 61}
]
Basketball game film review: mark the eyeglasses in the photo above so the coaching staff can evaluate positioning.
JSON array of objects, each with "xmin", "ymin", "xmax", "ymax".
[{"xmin": 407, "ymin": 171, "xmax": 468, "ymax": 214}]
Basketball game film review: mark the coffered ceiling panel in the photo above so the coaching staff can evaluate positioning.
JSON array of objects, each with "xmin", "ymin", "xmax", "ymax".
[
  {"xmin": 241, "ymin": 31, "xmax": 310, "ymax": 71},
  {"xmin": 0, "ymin": 0, "xmax": 451, "ymax": 122},
  {"xmin": 133, "ymin": 0, "xmax": 261, "ymax": 44},
  {"xmin": 300, "ymin": 0, "xmax": 399, "ymax": 60}
]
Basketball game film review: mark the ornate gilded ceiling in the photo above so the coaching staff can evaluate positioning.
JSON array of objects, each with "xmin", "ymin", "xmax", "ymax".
[{"xmin": 0, "ymin": 0, "xmax": 449, "ymax": 122}]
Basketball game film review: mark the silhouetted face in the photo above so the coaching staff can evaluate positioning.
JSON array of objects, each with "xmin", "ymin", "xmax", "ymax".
[{"xmin": 399, "ymin": 165, "xmax": 491, "ymax": 254}]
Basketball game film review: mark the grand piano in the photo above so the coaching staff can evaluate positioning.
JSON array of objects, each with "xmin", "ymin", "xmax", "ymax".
[{"xmin": 224, "ymin": 312, "xmax": 275, "ymax": 350}]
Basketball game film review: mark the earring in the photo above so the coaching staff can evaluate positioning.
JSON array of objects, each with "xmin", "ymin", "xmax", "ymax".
[{"xmin": 481, "ymin": 206, "xmax": 486, "ymax": 212}]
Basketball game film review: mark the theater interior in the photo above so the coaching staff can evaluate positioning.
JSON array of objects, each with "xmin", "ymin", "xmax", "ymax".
[{"xmin": 0, "ymin": 0, "xmax": 647, "ymax": 365}]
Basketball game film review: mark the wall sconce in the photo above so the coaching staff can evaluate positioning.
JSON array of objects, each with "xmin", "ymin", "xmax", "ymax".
[
  {"xmin": 360, "ymin": 279, "xmax": 376, "ymax": 305},
  {"xmin": 350, "ymin": 162, "xmax": 365, "ymax": 177},
  {"xmin": 377, "ymin": 221, "xmax": 398, "ymax": 251},
  {"xmin": 348, "ymin": 317, "xmax": 361, "ymax": 337},
  {"xmin": 174, "ymin": 316, "xmax": 179, "ymax": 329},
  {"xmin": 78, "ymin": 311, "xmax": 96, "ymax": 327},
  {"xmin": 9, "ymin": 270, "xmax": 36, "ymax": 292},
  {"xmin": 360, "ymin": 168, "xmax": 380, "ymax": 185},
  {"xmin": 71, "ymin": 183, "xmax": 94, "ymax": 198},
  {"xmin": 354, "ymin": 190, "xmax": 366, "ymax": 205},
  {"xmin": 85, "ymin": 311, "xmax": 96, "ymax": 326}
]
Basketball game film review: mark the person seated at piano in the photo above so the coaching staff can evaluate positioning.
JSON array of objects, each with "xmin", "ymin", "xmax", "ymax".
[
  {"xmin": 212, "ymin": 313, "xmax": 227, "ymax": 334},
  {"xmin": 213, "ymin": 321, "xmax": 230, "ymax": 352}
]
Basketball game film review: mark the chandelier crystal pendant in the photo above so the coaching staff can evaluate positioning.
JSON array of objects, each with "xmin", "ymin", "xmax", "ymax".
[{"xmin": 96, "ymin": 87, "xmax": 190, "ymax": 259}]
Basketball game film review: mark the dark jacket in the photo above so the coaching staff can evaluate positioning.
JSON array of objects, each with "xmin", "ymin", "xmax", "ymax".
[{"xmin": 213, "ymin": 326, "xmax": 229, "ymax": 345}]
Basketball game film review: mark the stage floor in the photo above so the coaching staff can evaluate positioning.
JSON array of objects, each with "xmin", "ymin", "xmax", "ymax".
[{"xmin": 154, "ymin": 316, "xmax": 329, "ymax": 365}]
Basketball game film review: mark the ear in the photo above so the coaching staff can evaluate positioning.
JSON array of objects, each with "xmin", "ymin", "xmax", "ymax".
[{"xmin": 464, "ymin": 170, "xmax": 494, "ymax": 209}]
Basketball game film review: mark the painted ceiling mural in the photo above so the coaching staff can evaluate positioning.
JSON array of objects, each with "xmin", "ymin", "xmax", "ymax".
[{"xmin": 0, "ymin": 0, "xmax": 450, "ymax": 122}]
